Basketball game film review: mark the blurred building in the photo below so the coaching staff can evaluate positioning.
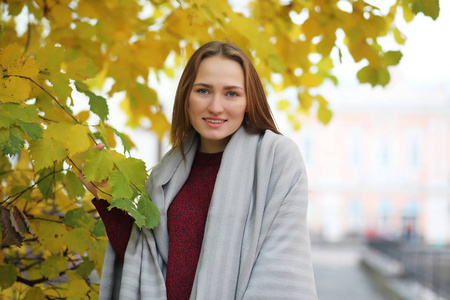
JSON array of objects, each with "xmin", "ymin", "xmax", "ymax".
[{"xmin": 291, "ymin": 83, "xmax": 450, "ymax": 246}]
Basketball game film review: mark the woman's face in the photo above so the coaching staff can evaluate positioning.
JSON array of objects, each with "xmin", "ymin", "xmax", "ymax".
[{"xmin": 188, "ymin": 55, "xmax": 247, "ymax": 153}]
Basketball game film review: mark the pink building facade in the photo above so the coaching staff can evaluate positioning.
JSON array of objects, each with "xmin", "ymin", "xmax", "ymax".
[{"xmin": 289, "ymin": 85, "xmax": 450, "ymax": 245}]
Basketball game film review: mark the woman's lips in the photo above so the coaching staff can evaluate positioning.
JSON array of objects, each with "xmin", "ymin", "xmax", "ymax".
[{"xmin": 203, "ymin": 118, "xmax": 226, "ymax": 128}]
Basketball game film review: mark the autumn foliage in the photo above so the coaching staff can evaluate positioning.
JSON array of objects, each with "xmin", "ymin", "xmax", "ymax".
[{"xmin": 0, "ymin": 0, "xmax": 439, "ymax": 298}]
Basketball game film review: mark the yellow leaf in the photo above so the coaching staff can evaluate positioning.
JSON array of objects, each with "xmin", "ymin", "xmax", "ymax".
[
  {"xmin": 66, "ymin": 124, "xmax": 91, "ymax": 156},
  {"xmin": 87, "ymin": 238, "xmax": 107, "ymax": 276},
  {"xmin": 37, "ymin": 221, "xmax": 68, "ymax": 253},
  {"xmin": 0, "ymin": 76, "xmax": 32, "ymax": 103},
  {"xmin": 150, "ymin": 110, "xmax": 170, "ymax": 141},
  {"xmin": 29, "ymin": 132, "xmax": 66, "ymax": 171},
  {"xmin": 0, "ymin": 44, "xmax": 22, "ymax": 69},
  {"xmin": 49, "ymin": 4, "xmax": 73, "ymax": 29},
  {"xmin": 76, "ymin": 111, "xmax": 90, "ymax": 123},
  {"xmin": 77, "ymin": 0, "xmax": 101, "ymax": 19},
  {"xmin": 41, "ymin": 255, "xmax": 68, "ymax": 280},
  {"xmin": 300, "ymin": 72, "xmax": 323, "ymax": 88},
  {"xmin": 299, "ymin": 91, "xmax": 312, "ymax": 110},
  {"xmin": 8, "ymin": 56, "xmax": 40, "ymax": 80},
  {"xmin": 24, "ymin": 287, "xmax": 46, "ymax": 300},
  {"xmin": 317, "ymin": 105, "xmax": 333, "ymax": 125},
  {"xmin": 278, "ymin": 100, "xmax": 290, "ymax": 110},
  {"xmin": 403, "ymin": 5, "xmax": 415, "ymax": 23},
  {"xmin": 66, "ymin": 228, "xmax": 92, "ymax": 254},
  {"xmin": 66, "ymin": 57, "xmax": 96, "ymax": 81},
  {"xmin": 67, "ymin": 279, "xmax": 90, "ymax": 299}
]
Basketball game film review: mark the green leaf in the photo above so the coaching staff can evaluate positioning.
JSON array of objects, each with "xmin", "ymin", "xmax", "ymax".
[
  {"xmin": 2, "ymin": 103, "xmax": 39, "ymax": 122},
  {"xmin": 37, "ymin": 168, "xmax": 54, "ymax": 199},
  {"xmin": 82, "ymin": 149, "xmax": 114, "ymax": 182},
  {"xmin": 41, "ymin": 255, "xmax": 68, "ymax": 280},
  {"xmin": 91, "ymin": 219, "xmax": 106, "ymax": 237},
  {"xmin": 0, "ymin": 128, "xmax": 9, "ymax": 144},
  {"xmin": 111, "ymin": 128, "xmax": 131, "ymax": 154},
  {"xmin": 268, "ymin": 54, "xmax": 287, "ymax": 74},
  {"xmin": 115, "ymin": 157, "xmax": 148, "ymax": 190},
  {"xmin": 0, "ymin": 264, "xmax": 17, "ymax": 290},
  {"xmin": 317, "ymin": 105, "xmax": 333, "ymax": 125},
  {"xmin": 109, "ymin": 198, "xmax": 146, "ymax": 228},
  {"xmin": 0, "ymin": 109, "xmax": 14, "ymax": 128},
  {"xmin": 49, "ymin": 73, "xmax": 72, "ymax": 103},
  {"xmin": 89, "ymin": 92, "xmax": 109, "ymax": 121},
  {"xmin": 76, "ymin": 260, "xmax": 95, "ymax": 279},
  {"xmin": 0, "ymin": 125, "xmax": 25, "ymax": 156},
  {"xmin": 137, "ymin": 192, "xmax": 160, "ymax": 229},
  {"xmin": 109, "ymin": 169, "xmax": 134, "ymax": 199},
  {"xmin": 76, "ymin": 81, "xmax": 109, "ymax": 121},
  {"xmin": 64, "ymin": 170, "xmax": 87, "ymax": 198},
  {"xmin": 63, "ymin": 208, "xmax": 95, "ymax": 229},
  {"xmin": 96, "ymin": 120, "xmax": 110, "ymax": 148},
  {"xmin": 357, "ymin": 66, "xmax": 390, "ymax": 87},
  {"xmin": 384, "ymin": 51, "xmax": 403, "ymax": 66},
  {"xmin": 17, "ymin": 120, "xmax": 43, "ymax": 140},
  {"xmin": 412, "ymin": 0, "xmax": 440, "ymax": 20}
]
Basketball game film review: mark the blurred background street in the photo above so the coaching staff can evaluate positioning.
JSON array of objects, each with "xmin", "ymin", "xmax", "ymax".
[{"xmin": 312, "ymin": 240, "xmax": 385, "ymax": 300}]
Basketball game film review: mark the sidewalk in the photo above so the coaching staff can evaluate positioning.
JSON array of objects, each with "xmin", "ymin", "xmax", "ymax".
[{"xmin": 311, "ymin": 241, "xmax": 387, "ymax": 300}]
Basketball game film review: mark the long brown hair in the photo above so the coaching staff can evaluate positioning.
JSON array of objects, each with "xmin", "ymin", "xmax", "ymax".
[{"xmin": 170, "ymin": 41, "xmax": 280, "ymax": 152}]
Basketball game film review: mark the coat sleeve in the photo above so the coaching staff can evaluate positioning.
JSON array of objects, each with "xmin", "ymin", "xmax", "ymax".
[{"xmin": 243, "ymin": 137, "xmax": 317, "ymax": 300}]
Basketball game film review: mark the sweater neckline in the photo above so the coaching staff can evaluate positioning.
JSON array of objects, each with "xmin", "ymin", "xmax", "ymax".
[{"xmin": 194, "ymin": 151, "xmax": 223, "ymax": 167}]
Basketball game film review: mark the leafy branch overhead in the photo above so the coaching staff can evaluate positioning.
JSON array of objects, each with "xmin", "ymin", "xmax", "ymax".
[{"xmin": 0, "ymin": 0, "xmax": 439, "ymax": 298}]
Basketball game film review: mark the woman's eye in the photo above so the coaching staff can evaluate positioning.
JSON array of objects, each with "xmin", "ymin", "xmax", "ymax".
[
  {"xmin": 197, "ymin": 89, "xmax": 209, "ymax": 95},
  {"xmin": 227, "ymin": 91, "xmax": 238, "ymax": 97}
]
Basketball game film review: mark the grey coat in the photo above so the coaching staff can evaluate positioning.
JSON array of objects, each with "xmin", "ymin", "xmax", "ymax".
[{"xmin": 99, "ymin": 126, "xmax": 317, "ymax": 299}]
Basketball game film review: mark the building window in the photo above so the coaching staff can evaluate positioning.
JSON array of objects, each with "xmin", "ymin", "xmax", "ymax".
[
  {"xmin": 300, "ymin": 131, "xmax": 314, "ymax": 167},
  {"xmin": 347, "ymin": 128, "xmax": 364, "ymax": 168},
  {"xmin": 406, "ymin": 129, "xmax": 423, "ymax": 170}
]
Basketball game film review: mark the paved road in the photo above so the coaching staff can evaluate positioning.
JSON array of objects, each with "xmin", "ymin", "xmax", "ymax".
[{"xmin": 311, "ymin": 242, "xmax": 387, "ymax": 300}]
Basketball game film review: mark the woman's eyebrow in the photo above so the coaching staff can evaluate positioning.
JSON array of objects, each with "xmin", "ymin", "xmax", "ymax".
[{"xmin": 193, "ymin": 83, "xmax": 244, "ymax": 91}]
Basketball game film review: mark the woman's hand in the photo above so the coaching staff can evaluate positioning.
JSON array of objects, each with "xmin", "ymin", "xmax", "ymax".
[{"xmin": 78, "ymin": 143, "xmax": 109, "ymax": 200}]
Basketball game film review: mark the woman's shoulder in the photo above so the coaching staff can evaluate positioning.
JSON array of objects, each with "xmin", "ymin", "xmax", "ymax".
[{"xmin": 261, "ymin": 130, "xmax": 302, "ymax": 158}]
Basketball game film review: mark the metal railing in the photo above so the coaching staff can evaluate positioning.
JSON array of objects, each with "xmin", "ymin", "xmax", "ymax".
[{"xmin": 368, "ymin": 240, "xmax": 450, "ymax": 299}]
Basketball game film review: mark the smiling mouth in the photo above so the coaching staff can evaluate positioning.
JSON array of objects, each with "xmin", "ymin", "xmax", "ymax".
[{"xmin": 204, "ymin": 119, "xmax": 226, "ymax": 124}]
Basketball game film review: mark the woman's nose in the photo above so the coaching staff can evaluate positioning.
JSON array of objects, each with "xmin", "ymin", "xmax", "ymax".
[{"xmin": 207, "ymin": 95, "xmax": 224, "ymax": 114}]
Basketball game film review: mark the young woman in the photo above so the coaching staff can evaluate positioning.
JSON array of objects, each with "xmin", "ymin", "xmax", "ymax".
[{"xmin": 84, "ymin": 41, "xmax": 317, "ymax": 300}]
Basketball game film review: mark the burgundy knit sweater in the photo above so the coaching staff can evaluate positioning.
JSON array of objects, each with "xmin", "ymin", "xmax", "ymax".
[{"xmin": 92, "ymin": 151, "xmax": 222, "ymax": 300}]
